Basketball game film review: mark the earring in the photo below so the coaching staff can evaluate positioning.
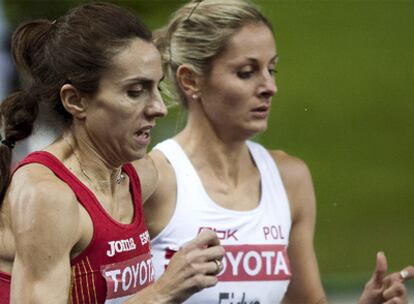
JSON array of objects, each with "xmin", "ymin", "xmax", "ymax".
[{"xmin": 192, "ymin": 94, "xmax": 199, "ymax": 100}]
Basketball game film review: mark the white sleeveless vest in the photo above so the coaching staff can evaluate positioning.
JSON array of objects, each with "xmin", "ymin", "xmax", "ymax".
[{"xmin": 151, "ymin": 139, "xmax": 292, "ymax": 304}]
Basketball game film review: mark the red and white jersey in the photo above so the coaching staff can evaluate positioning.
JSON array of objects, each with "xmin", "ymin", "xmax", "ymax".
[
  {"xmin": 151, "ymin": 139, "xmax": 292, "ymax": 304},
  {"xmin": 0, "ymin": 151, "xmax": 154, "ymax": 304}
]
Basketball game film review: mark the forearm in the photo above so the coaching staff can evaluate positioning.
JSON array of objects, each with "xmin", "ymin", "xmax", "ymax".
[
  {"xmin": 11, "ymin": 276, "xmax": 70, "ymax": 304},
  {"xmin": 124, "ymin": 281, "xmax": 177, "ymax": 304}
]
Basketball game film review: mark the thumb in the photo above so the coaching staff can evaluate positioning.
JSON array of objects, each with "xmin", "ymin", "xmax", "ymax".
[{"xmin": 371, "ymin": 251, "xmax": 387, "ymax": 287}]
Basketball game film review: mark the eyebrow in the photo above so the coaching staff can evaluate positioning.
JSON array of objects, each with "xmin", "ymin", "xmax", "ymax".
[
  {"xmin": 122, "ymin": 75, "xmax": 165, "ymax": 85},
  {"xmin": 244, "ymin": 54, "xmax": 279, "ymax": 64},
  {"xmin": 123, "ymin": 76, "xmax": 152, "ymax": 84}
]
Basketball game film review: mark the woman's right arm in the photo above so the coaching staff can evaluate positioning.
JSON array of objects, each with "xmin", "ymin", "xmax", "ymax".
[
  {"xmin": 8, "ymin": 165, "xmax": 80, "ymax": 303},
  {"xmin": 126, "ymin": 228, "xmax": 224, "ymax": 304},
  {"xmin": 133, "ymin": 152, "xmax": 225, "ymax": 303}
]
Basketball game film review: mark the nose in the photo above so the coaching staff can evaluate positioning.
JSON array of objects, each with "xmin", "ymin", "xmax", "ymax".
[
  {"xmin": 146, "ymin": 93, "xmax": 168, "ymax": 119},
  {"xmin": 259, "ymin": 71, "xmax": 277, "ymax": 98}
]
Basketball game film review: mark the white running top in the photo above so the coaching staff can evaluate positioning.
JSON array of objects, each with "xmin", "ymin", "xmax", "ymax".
[{"xmin": 151, "ymin": 139, "xmax": 292, "ymax": 304}]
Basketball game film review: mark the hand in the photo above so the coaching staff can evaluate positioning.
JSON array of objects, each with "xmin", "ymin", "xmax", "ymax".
[
  {"xmin": 151, "ymin": 229, "xmax": 225, "ymax": 304},
  {"xmin": 358, "ymin": 251, "xmax": 414, "ymax": 304},
  {"xmin": 382, "ymin": 265, "xmax": 414, "ymax": 304}
]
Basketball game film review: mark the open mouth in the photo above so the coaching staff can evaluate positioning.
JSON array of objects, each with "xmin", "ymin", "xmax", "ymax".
[
  {"xmin": 134, "ymin": 125, "xmax": 153, "ymax": 145},
  {"xmin": 136, "ymin": 128, "xmax": 150, "ymax": 138}
]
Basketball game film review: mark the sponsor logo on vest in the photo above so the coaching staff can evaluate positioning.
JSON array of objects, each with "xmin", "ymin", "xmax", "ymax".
[
  {"xmin": 262, "ymin": 225, "xmax": 285, "ymax": 240},
  {"xmin": 101, "ymin": 253, "xmax": 155, "ymax": 300},
  {"xmin": 198, "ymin": 227, "xmax": 239, "ymax": 241},
  {"xmin": 163, "ymin": 244, "xmax": 290, "ymax": 281},
  {"xmin": 218, "ymin": 244, "xmax": 291, "ymax": 281},
  {"xmin": 140, "ymin": 231, "xmax": 150, "ymax": 246},
  {"xmin": 107, "ymin": 238, "xmax": 137, "ymax": 257},
  {"xmin": 219, "ymin": 292, "xmax": 260, "ymax": 304}
]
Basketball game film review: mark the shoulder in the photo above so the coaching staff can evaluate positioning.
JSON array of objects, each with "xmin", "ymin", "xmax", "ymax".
[
  {"xmin": 268, "ymin": 150, "xmax": 316, "ymax": 222},
  {"xmin": 5, "ymin": 164, "xmax": 81, "ymax": 289},
  {"xmin": 268, "ymin": 150, "xmax": 313, "ymax": 188},
  {"xmin": 9, "ymin": 163, "xmax": 77, "ymax": 205},
  {"xmin": 150, "ymin": 149, "xmax": 174, "ymax": 175},
  {"xmin": 6, "ymin": 163, "xmax": 80, "ymax": 245},
  {"xmin": 147, "ymin": 149, "xmax": 176, "ymax": 198},
  {"xmin": 132, "ymin": 150, "xmax": 175, "ymax": 203},
  {"xmin": 132, "ymin": 154, "xmax": 158, "ymax": 202}
]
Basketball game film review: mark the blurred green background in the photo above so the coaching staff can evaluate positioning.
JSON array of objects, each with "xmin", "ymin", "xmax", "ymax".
[{"xmin": 3, "ymin": 0, "xmax": 414, "ymax": 300}]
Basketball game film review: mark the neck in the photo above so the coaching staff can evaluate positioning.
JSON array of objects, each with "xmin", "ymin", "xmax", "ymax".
[
  {"xmin": 176, "ymin": 119, "xmax": 252, "ymax": 184},
  {"xmin": 62, "ymin": 130, "xmax": 125, "ymax": 188}
]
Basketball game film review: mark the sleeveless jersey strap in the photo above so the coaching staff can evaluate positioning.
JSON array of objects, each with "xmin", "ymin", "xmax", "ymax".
[
  {"xmin": 14, "ymin": 151, "xmax": 102, "ymax": 215},
  {"xmin": 153, "ymin": 139, "xmax": 201, "ymax": 182},
  {"xmin": 246, "ymin": 141, "xmax": 284, "ymax": 189},
  {"xmin": 246, "ymin": 141, "xmax": 292, "ymax": 225},
  {"xmin": 15, "ymin": 152, "xmax": 145, "ymax": 225}
]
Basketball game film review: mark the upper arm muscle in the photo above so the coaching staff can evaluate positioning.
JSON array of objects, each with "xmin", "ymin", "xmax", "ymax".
[
  {"xmin": 270, "ymin": 151, "xmax": 326, "ymax": 303},
  {"xmin": 8, "ymin": 165, "xmax": 80, "ymax": 303}
]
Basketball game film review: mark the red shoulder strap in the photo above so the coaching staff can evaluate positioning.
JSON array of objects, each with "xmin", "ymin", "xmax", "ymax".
[
  {"xmin": 15, "ymin": 152, "xmax": 143, "ymax": 225},
  {"xmin": 14, "ymin": 151, "xmax": 101, "ymax": 213}
]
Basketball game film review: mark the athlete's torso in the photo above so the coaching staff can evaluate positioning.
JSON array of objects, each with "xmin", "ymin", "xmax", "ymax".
[
  {"xmin": 150, "ymin": 139, "xmax": 292, "ymax": 304},
  {"xmin": 0, "ymin": 151, "xmax": 154, "ymax": 304}
]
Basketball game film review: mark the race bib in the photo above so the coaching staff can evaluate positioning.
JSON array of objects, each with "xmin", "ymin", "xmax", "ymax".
[
  {"xmin": 218, "ymin": 244, "xmax": 291, "ymax": 281},
  {"xmin": 101, "ymin": 253, "xmax": 154, "ymax": 303}
]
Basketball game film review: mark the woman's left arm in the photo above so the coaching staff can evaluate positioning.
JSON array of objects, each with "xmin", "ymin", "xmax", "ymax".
[
  {"xmin": 270, "ymin": 150, "xmax": 327, "ymax": 304},
  {"xmin": 272, "ymin": 150, "xmax": 414, "ymax": 304}
]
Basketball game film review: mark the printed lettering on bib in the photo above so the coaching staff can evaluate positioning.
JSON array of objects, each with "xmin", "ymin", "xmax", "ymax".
[
  {"xmin": 101, "ymin": 253, "xmax": 154, "ymax": 303},
  {"xmin": 218, "ymin": 244, "xmax": 291, "ymax": 281},
  {"xmin": 163, "ymin": 244, "xmax": 290, "ymax": 282}
]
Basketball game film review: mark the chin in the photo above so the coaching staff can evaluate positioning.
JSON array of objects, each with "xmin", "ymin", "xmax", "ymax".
[
  {"xmin": 246, "ymin": 123, "xmax": 268, "ymax": 137},
  {"xmin": 127, "ymin": 148, "xmax": 148, "ymax": 163},
  {"xmin": 241, "ymin": 129, "xmax": 266, "ymax": 142}
]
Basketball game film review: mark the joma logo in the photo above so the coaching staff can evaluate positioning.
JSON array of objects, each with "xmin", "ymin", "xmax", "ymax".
[{"xmin": 107, "ymin": 238, "xmax": 137, "ymax": 257}]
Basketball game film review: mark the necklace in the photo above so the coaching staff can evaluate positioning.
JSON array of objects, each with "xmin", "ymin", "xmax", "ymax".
[{"xmin": 63, "ymin": 136, "xmax": 125, "ymax": 185}]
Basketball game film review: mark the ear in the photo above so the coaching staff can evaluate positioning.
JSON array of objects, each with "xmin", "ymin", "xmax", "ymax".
[
  {"xmin": 176, "ymin": 64, "xmax": 202, "ymax": 101},
  {"xmin": 60, "ymin": 84, "xmax": 87, "ymax": 119}
]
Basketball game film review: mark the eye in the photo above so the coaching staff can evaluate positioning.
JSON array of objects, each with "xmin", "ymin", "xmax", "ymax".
[
  {"xmin": 127, "ymin": 90, "xmax": 143, "ymax": 98},
  {"xmin": 237, "ymin": 70, "xmax": 255, "ymax": 79},
  {"xmin": 269, "ymin": 68, "xmax": 278, "ymax": 76},
  {"xmin": 127, "ymin": 84, "xmax": 144, "ymax": 98}
]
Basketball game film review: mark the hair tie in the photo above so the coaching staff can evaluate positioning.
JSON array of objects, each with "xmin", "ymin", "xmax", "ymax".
[{"xmin": 1, "ymin": 139, "xmax": 15, "ymax": 150}]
